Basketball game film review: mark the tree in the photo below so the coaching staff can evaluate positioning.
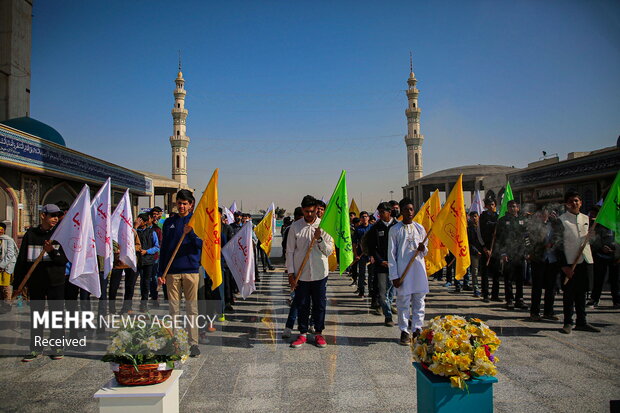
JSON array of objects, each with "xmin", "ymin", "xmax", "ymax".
[{"xmin": 275, "ymin": 207, "xmax": 286, "ymax": 219}]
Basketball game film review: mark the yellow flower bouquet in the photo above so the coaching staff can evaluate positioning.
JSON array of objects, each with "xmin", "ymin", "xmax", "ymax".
[{"xmin": 412, "ymin": 315, "xmax": 501, "ymax": 390}]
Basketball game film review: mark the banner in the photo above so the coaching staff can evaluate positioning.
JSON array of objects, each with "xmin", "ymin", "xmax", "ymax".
[
  {"xmin": 51, "ymin": 185, "xmax": 100, "ymax": 297},
  {"xmin": 91, "ymin": 177, "xmax": 113, "ymax": 278},
  {"xmin": 254, "ymin": 210, "xmax": 274, "ymax": 256},
  {"xmin": 413, "ymin": 189, "xmax": 447, "ymax": 275},
  {"xmin": 221, "ymin": 222, "xmax": 255, "ymax": 299},
  {"xmin": 111, "ymin": 189, "xmax": 137, "ymax": 271},
  {"xmin": 320, "ymin": 170, "xmax": 354, "ymax": 274},
  {"xmin": 189, "ymin": 169, "xmax": 222, "ymax": 289},
  {"xmin": 433, "ymin": 175, "xmax": 470, "ymax": 280},
  {"xmin": 595, "ymin": 170, "xmax": 620, "ymax": 243}
]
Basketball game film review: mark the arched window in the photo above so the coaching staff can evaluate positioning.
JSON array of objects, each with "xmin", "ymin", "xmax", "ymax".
[
  {"xmin": 415, "ymin": 153, "xmax": 419, "ymax": 166},
  {"xmin": 177, "ymin": 103, "xmax": 180, "ymax": 108},
  {"xmin": 177, "ymin": 130, "xmax": 180, "ymax": 136},
  {"xmin": 176, "ymin": 155, "xmax": 180, "ymax": 169}
]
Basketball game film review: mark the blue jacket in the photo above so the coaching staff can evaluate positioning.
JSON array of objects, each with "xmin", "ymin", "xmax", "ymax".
[{"xmin": 157, "ymin": 213, "xmax": 202, "ymax": 276}]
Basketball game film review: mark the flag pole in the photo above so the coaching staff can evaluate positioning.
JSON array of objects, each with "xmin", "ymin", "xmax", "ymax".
[
  {"xmin": 290, "ymin": 238, "xmax": 317, "ymax": 291},
  {"xmin": 486, "ymin": 227, "xmax": 497, "ymax": 266},
  {"xmin": 159, "ymin": 232, "xmax": 187, "ymax": 284},
  {"xmin": 12, "ymin": 250, "xmax": 45, "ymax": 299},
  {"xmin": 397, "ymin": 229, "xmax": 431, "ymax": 285},
  {"xmin": 563, "ymin": 222, "xmax": 596, "ymax": 285}
]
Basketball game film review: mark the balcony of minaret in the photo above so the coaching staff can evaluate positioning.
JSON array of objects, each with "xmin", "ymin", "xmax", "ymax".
[
  {"xmin": 169, "ymin": 135, "xmax": 190, "ymax": 145},
  {"xmin": 405, "ymin": 134, "xmax": 424, "ymax": 146},
  {"xmin": 171, "ymin": 107, "xmax": 188, "ymax": 116},
  {"xmin": 405, "ymin": 106, "xmax": 421, "ymax": 117},
  {"xmin": 406, "ymin": 88, "xmax": 419, "ymax": 98}
]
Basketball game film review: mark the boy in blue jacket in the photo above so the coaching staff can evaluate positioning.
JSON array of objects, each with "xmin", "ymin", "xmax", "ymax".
[{"xmin": 157, "ymin": 189, "xmax": 202, "ymax": 357}]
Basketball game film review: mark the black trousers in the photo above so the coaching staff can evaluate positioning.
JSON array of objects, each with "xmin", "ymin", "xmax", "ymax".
[
  {"xmin": 530, "ymin": 261, "xmax": 559, "ymax": 316},
  {"xmin": 29, "ymin": 282, "xmax": 65, "ymax": 352},
  {"xmin": 481, "ymin": 255, "xmax": 500, "ymax": 299},
  {"xmin": 108, "ymin": 268, "xmax": 139, "ymax": 310},
  {"xmin": 504, "ymin": 259, "xmax": 524, "ymax": 303},
  {"xmin": 591, "ymin": 258, "xmax": 619, "ymax": 305},
  {"xmin": 562, "ymin": 263, "xmax": 590, "ymax": 326}
]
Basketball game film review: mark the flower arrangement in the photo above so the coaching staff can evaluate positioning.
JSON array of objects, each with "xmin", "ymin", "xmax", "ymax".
[
  {"xmin": 102, "ymin": 317, "xmax": 190, "ymax": 370},
  {"xmin": 412, "ymin": 315, "xmax": 501, "ymax": 390}
]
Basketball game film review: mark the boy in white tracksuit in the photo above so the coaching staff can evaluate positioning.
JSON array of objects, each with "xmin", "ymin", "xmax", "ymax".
[{"xmin": 388, "ymin": 198, "xmax": 428, "ymax": 346}]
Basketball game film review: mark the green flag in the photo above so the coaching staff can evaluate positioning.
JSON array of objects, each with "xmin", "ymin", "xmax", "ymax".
[
  {"xmin": 320, "ymin": 170, "xmax": 353, "ymax": 275},
  {"xmin": 595, "ymin": 170, "xmax": 620, "ymax": 243},
  {"xmin": 498, "ymin": 180, "xmax": 514, "ymax": 219}
]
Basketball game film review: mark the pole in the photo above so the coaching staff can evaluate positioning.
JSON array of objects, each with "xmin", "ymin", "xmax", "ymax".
[
  {"xmin": 486, "ymin": 227, "xmax": 497, "ymax": 266},
  {"xmin": 12, "ymin": 250, "xmax": 45, "ymax": 299},
  {"xmin": 397, "ymin": 229, "xmax": 431, "ymax": 285},
  {"xmin": 290, "ymin": 238, "xmax": 317, "ymax": 291},
  {"xmin": 563, "ymin": 222, "xmax": 596, "ymax": 285},
  {"xmin": 158, "ymin": 232, "xmax": 187, "ymax": 285}
]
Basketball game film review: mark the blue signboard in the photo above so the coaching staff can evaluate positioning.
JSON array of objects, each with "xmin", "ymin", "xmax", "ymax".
[{"xmin": 0, "ymin": 126, "xmax": 153, "ymax": 194}]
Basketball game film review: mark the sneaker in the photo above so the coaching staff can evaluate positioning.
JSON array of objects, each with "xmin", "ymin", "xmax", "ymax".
[
  {"xmin": 527, "ymin": 314, "xmax": 542, "ymax": 322},
  {"xmin": 314, "ymin": 334, "xmax": 327, "ymax": 348},
  {"xmin": 50, "ymin": 349, "xmax": 64, "ymax": 360},
  {"xmin": 22, "ymin": 351, "xmax": 41, "ymax": 362},
  {"xmin": 482, "ymin": 297, "xmax": 490, "ymax": 303},
  {"xmin": 443, "ymin": 282, "xmax": 452, "ymax": 288},
  {"xmin": 190, "ymin": 345, "xmax": 201, "ymax": 357},
  {"xmin": 542, "ymin": 314, "xmax": 559, "ymax": 321},
  {"xmin": 391, "ymin": 305, "xmax": 398, "ymax": 314},
  {"xmin": 585, "ymin": 300, "xmax": 597, "ymax": 308},
  {"xmin": 217, "ymin": 314, "xmax": 226, "ymax": 322},
  {"xmin": 514, "ymin": 301, "xmax": 529, "ymax": 310},
  {"xmin": 506, "ymin": 300, "xmax": 514, "ymax": 309},
  {"xmin": 574, "ymin": 324, "xmax": 601, "ymax": 333},
  {"xmin": 290, "ymin": 334, "xmax": 307, "ymax": 348},
  {"xmin": 385, "ymin": 318, "xmax": 395, "ymax": 327},
  {"xmin": 560, "ymin": 324, "xmax": 572, "ymax": 334},
  {"xmin": 412, "ymin": 329, "xmax": 421, "ymax": 339},
  {"xmin": 282, "ymin": 327, "xmax": 292, "ymax": 339},
  {"xmin": 373, "ymin": 308, "xmax": 382, "ymax": 316},
  {"xmin": 473, "ymin": 292, "xmax": 481, "ymax": 298},
  {"xmin": 399, "ymin": 331, "xmax": 411, "ymax": 346}
]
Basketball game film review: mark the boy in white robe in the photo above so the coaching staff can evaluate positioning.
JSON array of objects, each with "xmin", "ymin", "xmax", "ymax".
[{"xmin": 388, "ymin": 198, "xmax": 428, "ymax": 345}]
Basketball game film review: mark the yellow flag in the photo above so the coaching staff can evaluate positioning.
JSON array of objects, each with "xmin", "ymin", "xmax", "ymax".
[
  {"xmin": 188, "ymin": 169, "xmax": 222, "ymax": 289},
  {"xmin": 432, "ymin": 175, "xmax": 470, "ymax": 280},
  {"xmin": 254, "ymin": 210, "xmax": 274, "ymax": 256},
  {"xmin": 328, "ymin": 250, "xmax": 338, "ymax": 271},
  {"xmin": 349, "ymin": 198, "xmax": 360, "ymax": 217},
  {"xmin": 413, "ymin": 189, "xmax": 447, "ymax": 275}
]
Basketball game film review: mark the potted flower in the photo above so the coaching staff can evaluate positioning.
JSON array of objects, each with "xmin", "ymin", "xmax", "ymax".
[
  {"xmin": 411, "ymin": 315, "xmax": 501, "ymax": 412},
  {"xmin": 102, "ymin": 317, "xmax": 190, "ymax": 386}
]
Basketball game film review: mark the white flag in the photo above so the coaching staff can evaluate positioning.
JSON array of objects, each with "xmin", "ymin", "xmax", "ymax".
[
  {"xmin": 373, "ymin": 209, "xmax": 380, "ymax": 220},
  {"xmin": 266, "ymin": 202, "xmax": 276, "ymax": 237},
  {"xmin": 111, "ymin": 189, "xmax": 137, "ymax": 271},
  {"xmin": 230, "ymin": 201, "xmax": 238, "ymax": 213},
  {"xmin": 51, "ymin": 185, "xmax": 101, "ymax": 297},
  {"xmin": 91, "ymin": 178, "xmax": 113, "ymax": 278},
  {"xmin": 222, "ymin": 206, "xmax": 235, "ymax": 225},
  {"xmin": 470, "ymin": 190, "xmax": 484, "ymax": 215},
  {"xmin": 221, "ymin": 222, "xmax": 255, "ymax": 299}
]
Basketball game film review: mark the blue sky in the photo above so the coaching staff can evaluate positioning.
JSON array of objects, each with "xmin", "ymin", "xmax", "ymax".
[{"xmin": 30, "ymin": 1, "xmax": 620, "ymax": 213}]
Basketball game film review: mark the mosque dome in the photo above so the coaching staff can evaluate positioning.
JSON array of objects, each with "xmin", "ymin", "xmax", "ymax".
[{"xmin": 0, "ymin": 116, "xmax": 66, "ymax": 146}]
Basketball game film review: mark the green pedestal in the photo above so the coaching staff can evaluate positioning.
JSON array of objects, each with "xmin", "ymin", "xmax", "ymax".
[{"xmin": 413, "ymin": 363, "xmax": 497, "ymax": 413}]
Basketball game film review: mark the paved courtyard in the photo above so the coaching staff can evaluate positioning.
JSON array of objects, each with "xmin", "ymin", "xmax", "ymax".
[{"xmin": 0, "ymin": 245, "xmax": 618, "ymax": 413}]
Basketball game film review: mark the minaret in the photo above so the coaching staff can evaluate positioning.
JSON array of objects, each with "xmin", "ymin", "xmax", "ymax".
[
  {"xmin": 170, "ymin": 55, "xmax": 190, "ymax": 184},
  {"xmin": 405, "ymin": 53, "xmax": 423, "ymax": 185}
]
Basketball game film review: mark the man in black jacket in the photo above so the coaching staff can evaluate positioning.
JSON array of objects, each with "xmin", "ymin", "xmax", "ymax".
[
  {"xmin": 467, "ymin": 211, "xmax": 484, "ymax": 297},
  {"xmin": 479, "ymin": 199, "xmax": 500, "ymax": 302},
  {"xmin": 497, "ymin": 200, "xmax": 529, "ymax": 309},
  {"xmin": 526, "ymin": 208, "xmax": 562, "ymax": 321},
  {"xmin": 365, "ymin": 202, "xmax": 398, "ymax": 326},
  {"xmin": 13, "ymin": 204, "xmax": 68, "ymax": 362}
]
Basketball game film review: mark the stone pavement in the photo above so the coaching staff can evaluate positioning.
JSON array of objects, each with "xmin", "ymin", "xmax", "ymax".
[{"xmin": 0, "ymin": 250, "xmax": 618, "ymax": 412}]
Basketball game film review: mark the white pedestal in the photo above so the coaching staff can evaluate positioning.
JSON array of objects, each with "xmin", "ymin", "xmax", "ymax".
[{"xmin": 94, "ymin": 370, "xmax": 183, "ymax": 413}]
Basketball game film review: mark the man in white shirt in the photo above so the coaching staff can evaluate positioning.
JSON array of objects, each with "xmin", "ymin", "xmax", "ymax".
[
  {"xmin": 286, "ymin": 195, "xmax": 334, "ymax": 348},
  {"xmin": 388, "ymin": 198, "xmax": 428, "ymax": 346},
  {"xmin": 558, "ymin": 191, "xmax": 600, "ymax": 334}
]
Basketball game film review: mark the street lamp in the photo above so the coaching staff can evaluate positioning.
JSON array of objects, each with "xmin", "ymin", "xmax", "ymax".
[{"xmin": 389, "ymin": 190, "xmax": 394, "ymax": 200}]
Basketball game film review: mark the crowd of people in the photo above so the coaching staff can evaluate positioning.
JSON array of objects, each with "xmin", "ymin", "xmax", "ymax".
[{"xmin": 0, "ymin": 187, "xmax": 616, "ymax": 360}]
